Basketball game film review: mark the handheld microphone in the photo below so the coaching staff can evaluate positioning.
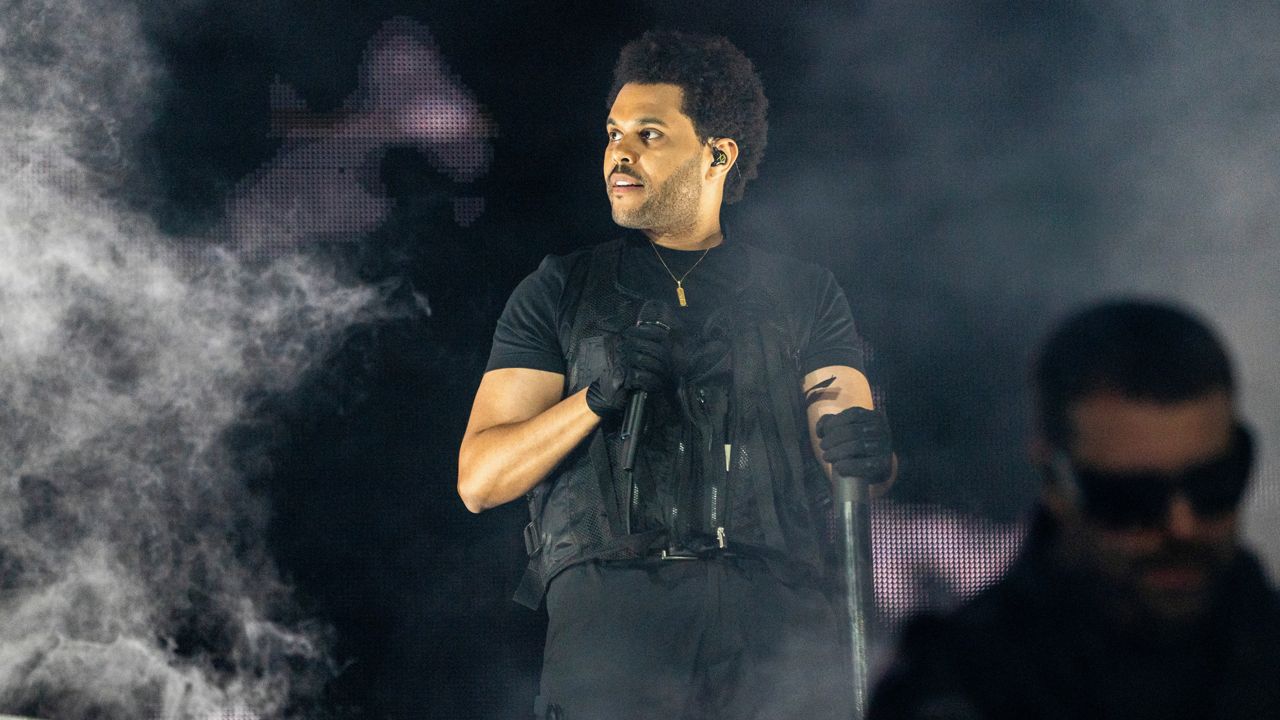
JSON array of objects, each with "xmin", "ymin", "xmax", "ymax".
[{"xmin": 619, "ymin": 300, "xmax": 674, "ymax": 473}]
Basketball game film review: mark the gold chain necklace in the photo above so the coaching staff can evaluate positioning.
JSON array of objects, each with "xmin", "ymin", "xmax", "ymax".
[{"xmin": 649, "ymin": 240, "xmax": 712, "ymax": 307}]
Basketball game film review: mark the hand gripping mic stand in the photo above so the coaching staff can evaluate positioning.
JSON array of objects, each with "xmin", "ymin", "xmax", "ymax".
[{"xmin": 836, "ymin": 471, "xmax": 875, "ymax": 720}]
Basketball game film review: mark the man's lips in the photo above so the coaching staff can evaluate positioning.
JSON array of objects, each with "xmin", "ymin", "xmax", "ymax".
[
  {"xmin": 609, "ymin": 172, "xmax": 645, "ymax": 193},
  {"xmin": 1140, "ymin": 562, "xmax": 1207, "ymax": 592}
]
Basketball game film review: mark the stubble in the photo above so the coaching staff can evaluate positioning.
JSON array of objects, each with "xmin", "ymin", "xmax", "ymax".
[{"xmin": 611, "ymin": 154, "xmax": 702, "ymax": 233}]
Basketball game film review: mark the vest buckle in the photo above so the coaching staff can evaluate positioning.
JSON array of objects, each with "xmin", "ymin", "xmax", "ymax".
[{"xmin": 522, "ymin": 520, "xmax": 540, "ymax": 556}]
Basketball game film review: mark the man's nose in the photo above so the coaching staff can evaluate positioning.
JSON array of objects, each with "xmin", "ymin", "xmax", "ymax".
[
  {"xmin": 1162, "ymin": 494, "xmax": 1202, "ymax": 539},
  {"xmin": 610, "ymin": 138, "xmax": 637, "ymax": 166}
]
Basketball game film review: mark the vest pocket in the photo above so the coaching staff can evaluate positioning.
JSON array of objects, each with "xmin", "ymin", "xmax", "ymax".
[{"xmin": 567, "ymin": 335, "xmax": 607, "ymax": 393}]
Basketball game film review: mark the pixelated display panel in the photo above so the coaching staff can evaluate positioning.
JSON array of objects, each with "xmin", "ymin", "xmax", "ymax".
[{"xmin": 224, "ymin": 17, "xmax": 492, "ymax": 260}]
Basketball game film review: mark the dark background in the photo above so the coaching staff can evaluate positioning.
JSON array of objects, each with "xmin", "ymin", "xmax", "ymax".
[{"xmin": 114, "ymin": 1, "xmax": 1280, "ymax": 717}]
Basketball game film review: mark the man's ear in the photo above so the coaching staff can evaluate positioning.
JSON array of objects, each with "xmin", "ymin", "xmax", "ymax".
[
  {"xmin": 1031, "ymin": 435, "xmax": 1073, "ymax": 520},
  {"xmin": 706, "ymin": 138, "xmax": 739, "ymax": 178},
  {"xmin": 1040, "ymin": 471, "xmax": 1073, "ymax": 520}
]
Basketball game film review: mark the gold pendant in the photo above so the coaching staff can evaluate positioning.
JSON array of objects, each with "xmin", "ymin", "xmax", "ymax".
[{"xmin": 676, "ymin": 283, "xmax": 687, "ymax": 307}]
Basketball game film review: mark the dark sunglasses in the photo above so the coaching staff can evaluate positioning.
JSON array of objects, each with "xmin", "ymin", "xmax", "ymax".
[{"xmin": 1051, "ymin": 424, "xmax": 1255, "ymax": 529}]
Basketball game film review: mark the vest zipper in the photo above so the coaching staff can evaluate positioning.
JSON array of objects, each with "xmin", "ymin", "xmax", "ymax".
[{"xmin": 698, "ymin": 387, "xmax": 730, "ymax": 547}]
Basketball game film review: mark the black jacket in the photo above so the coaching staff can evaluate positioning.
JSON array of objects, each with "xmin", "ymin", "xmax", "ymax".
[{"xmin": 870, "ymin": 510, "xmax": 1280, "ymax": 720}]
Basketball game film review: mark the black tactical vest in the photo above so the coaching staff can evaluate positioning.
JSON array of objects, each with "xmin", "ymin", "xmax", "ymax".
[{"xmin": 514, "ymin": 239, "xmax": 834, "ymax": 608}]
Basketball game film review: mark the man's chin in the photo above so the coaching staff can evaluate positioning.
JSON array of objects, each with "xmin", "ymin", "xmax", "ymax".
[
  {"xmin": 609, "ymin": 198, "xmax": 640, "ymax": 224},
  {"xmin": 611, "ymin": 214, "xmax": 643, "ymax": 229},
  {"xmin": 609, "ymin": 205, "xmax": 647, "ymax": 229},
  {"xmin": 1140, "ymin": 590, "xmax": 1211, "ymax": 624},
  {"xmin": 1134, "ymin": 568, "xmax": 1214, "ymax": 623}
]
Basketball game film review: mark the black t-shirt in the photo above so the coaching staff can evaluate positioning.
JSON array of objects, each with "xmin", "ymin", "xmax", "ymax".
[{"xmin": 486, "ymin": 232, "xmax": 864, "ymax": 376}]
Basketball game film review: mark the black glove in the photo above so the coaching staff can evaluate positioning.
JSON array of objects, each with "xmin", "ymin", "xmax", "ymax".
[
  {"xmin": 585, "ymin": 322, "xmax": 675, "ymax": 417},
  {"xmin": 816, "ymin": 407, "xmax": 893, "ymax": 483}
]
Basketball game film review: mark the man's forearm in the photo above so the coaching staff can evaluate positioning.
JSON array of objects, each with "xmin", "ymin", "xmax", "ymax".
[{"xmin": 457, "ymin": 387, "xmax": 600, "ymax": 513}]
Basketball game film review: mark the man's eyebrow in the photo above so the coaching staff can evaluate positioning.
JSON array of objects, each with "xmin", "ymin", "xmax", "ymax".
[{"xmin": 606, "ymin": 116, "xmax": 669, "ymax": 127}]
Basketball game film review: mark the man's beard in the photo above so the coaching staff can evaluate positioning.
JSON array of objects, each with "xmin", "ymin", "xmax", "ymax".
[
  {"xmin": 1059, "ymin": 526, "xmax": 1236, "ymax": 632},
  {"xmin": 611, "ymin": 154, "xmax": 702, "ymax": 232}
]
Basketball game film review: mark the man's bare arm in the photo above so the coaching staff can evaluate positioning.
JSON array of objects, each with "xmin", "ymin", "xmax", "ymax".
[
  {"xmin": 457, "ymin": 368, "xmax": 601, "ymax": 513},
  {"xmin": 803, "ymin": 365, "xmax": 897, "ymax": 496}
]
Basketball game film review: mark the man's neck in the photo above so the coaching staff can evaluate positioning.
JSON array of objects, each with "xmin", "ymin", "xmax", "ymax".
[{"xmin": 644, "ymin": 220, "xmax": 724, "ymax": 251}]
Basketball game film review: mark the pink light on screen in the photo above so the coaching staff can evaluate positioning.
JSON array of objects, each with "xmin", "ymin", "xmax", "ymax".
[
  {"xmin": 870, "ymin": 499, "xmax": 1027, "ymax": 627},
  {"xmin": 225, "ymin": 17, "xmax": 494, "ymax": 259}
]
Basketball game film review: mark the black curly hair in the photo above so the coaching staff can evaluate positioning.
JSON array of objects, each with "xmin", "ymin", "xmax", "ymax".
[{"xmin": 608, "ymin": 30, "xmax": 768, "ymax": 204}]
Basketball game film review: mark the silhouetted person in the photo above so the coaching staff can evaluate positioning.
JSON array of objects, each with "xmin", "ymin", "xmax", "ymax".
[{"xmin": 871, "ymin": 299, "xmax": 1280, "ymax": 720}]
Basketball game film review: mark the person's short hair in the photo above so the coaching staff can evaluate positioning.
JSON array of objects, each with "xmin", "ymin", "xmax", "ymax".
[
  {"xmin": 608, "ymin": 30, "xmax": 768, "ymax": 204},
  {"xmin": 1033, "ymin": 299, "xmax": 1235, "ymax": 447}
]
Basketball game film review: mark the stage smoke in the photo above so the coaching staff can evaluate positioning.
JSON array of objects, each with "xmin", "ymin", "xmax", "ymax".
[
  {"xmin": 752, "ymin": 0, "xmax": 1280, "ymax": 577},
  {"xmin": 0, "ymin": 0, "xmax": 375, "ymax": 717}
]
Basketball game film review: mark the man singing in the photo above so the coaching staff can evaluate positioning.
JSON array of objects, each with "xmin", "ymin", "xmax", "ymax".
[{"xmin": 459, "ymin": 30, "xmax": 892, "ymax": 719}]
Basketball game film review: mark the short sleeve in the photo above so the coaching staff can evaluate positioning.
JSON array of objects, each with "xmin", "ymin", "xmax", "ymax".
[
  {"xmin": 800, "ymin": 269, "xmax": 865, "ymax": 375},
  {"xmin": 485, "ymin": 255, "xmax": 570, "ymax": 374}
]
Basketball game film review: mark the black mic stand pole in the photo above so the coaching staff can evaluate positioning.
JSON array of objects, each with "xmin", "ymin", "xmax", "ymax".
[{"xmin": 835, "ymin": 472, "xmax": 875, "ymax": 720}]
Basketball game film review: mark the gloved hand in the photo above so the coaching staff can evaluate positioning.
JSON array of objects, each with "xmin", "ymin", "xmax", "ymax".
[
  {"xmin": 816, "ymin": 407, "xmax": 893, "ymax": 483},
  {"xmin": 585, "ymin": 322, "xmax": 676, "ymax": 417}
]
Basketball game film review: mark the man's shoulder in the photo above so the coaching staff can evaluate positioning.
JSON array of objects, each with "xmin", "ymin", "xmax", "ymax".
[
  {"xmin": 533, "ymin": 244, "xmax": 594, "ymax": 274},
  {"xmin": 738, "ymin": 242, "xmax": 834, "ymax": 281},
  {"xmin": 901, "ymin": 570, "xmax": 1031, "ymax": 645},
  {"xmin": 534, "ymin": 238, "xmax": 627, "ymax": 276},
  {"xmin": 1228, "ymin": 548, "xmax": 1280, "ymax": 624},
  {"xmin": 735, "ymin": 243, "xmax": 841, "ymax": 313},
  {"xmin": 891, "ymin": 548, "xmax": 1062, "ymax": 674},
  {"xmin": 872, "ymin": 576, "xmax": 1034, "ymax": 719}
]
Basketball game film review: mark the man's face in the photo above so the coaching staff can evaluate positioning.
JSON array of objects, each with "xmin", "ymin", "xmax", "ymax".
[
  {"xmin": 603, "ymin": 82, "xmax": 707, "ymax": 233},
  {"xmin": 1047, "ymin": 390, "xmax": 1242, "ymax": 625}
]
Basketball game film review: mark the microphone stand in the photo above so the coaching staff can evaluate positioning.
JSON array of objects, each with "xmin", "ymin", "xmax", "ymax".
[{"xmin": 835, "ymin": 472, "xmax": 875, "ymax": 720}]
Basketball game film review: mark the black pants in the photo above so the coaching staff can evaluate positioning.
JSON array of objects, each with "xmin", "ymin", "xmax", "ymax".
[{"xmin": 537, "ymin": 557, "xmax": 854, "ymax": 720}]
